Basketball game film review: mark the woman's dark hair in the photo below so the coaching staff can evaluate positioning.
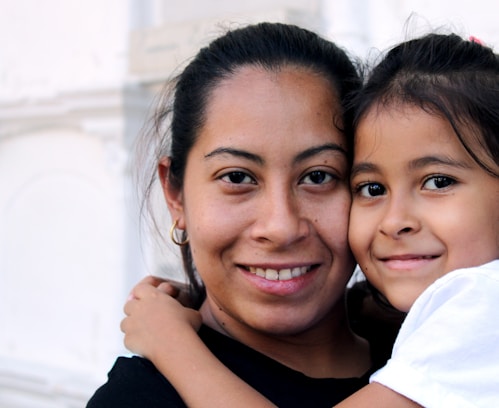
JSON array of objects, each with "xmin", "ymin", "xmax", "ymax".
[
  {"xmin": 353, "ymin": 33, "xmax": 499, "ymax": 177},
  {"xmin": 141, "ymin": 22, "xmax": 361, "ymax": 307}
]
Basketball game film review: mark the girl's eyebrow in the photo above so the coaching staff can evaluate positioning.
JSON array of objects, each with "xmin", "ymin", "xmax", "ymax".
[
  {"xmin": 351, "ymin": 155, "xmax": 471, "ymax": 179},
  {"xmin": 350, "ymin": 162, "xmax": 378, "ymax": 179},
  {"xmin": 205, "ymin": 143, "xmax": 347, "ymax": 165},
  {"xmin": 408, "ymin": 155, "xmax": 472, "ymax": 170}
]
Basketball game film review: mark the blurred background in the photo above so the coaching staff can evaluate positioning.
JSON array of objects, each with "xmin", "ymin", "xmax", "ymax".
[{"xmin": 0, "ymin": 0, "xmax": 497, "ymax": 406}]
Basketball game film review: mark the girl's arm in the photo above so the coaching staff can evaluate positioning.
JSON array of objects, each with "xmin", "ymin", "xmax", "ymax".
[
  {"xmin": 122, "ymin": 278, "xmax": 420, "ymax": 408},
  {"xmin": 333, "ymin": 383, "xmax": 421, "ymax": 407},
  {"xmin": 121, "ymin": 277, "xmax": 277, "ymax": 408}
]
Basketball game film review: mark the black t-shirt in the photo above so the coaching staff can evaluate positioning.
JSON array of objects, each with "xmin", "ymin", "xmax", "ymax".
[{"xmin": 87, "ymin": 325, "xmax": 374, "ymax": 408}]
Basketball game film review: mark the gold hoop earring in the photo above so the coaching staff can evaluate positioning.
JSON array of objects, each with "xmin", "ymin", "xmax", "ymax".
[{"xmin": 169, "ymin": 219, "xmax": 189, "ymax": 246}]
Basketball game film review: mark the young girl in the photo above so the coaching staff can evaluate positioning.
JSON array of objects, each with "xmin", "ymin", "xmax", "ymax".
[{"xmin": 121, "ymin": 33, "xmax": 499, "ymax": 407}]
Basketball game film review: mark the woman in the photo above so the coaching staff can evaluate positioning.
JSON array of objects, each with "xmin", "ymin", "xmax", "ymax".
[{"xmin": 87, "ymin": 22, "xmax": 385, "ymax": 408}]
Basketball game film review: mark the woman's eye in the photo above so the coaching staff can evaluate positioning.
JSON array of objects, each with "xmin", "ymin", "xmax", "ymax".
[
  {"xmin": 301, "ymin": 171, "xmax": 333, "ymax": 185},
  {"xmin": 423, "ymin": 176, "xmax": 456, "ymax": 190},
  {"xmin": 357, "ymin": 183, "xmax": 385, "ymax": 197},
  {"xmin": 220, "ymin": 171, "xmax": 255, "ymax": 184}
]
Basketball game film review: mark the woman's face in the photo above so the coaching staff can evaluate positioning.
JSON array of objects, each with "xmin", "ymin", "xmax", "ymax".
[{"xmin": 162, "ymin": 66, "xmax": 354, "ymax": 338}]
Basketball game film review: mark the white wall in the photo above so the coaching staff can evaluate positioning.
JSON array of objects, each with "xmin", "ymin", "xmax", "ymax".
[
  {"xmin": 322, "ymin": 0, "xmax": 498, "ymax": 59},
  {"xmin": 0, "ymin": 0, "xmax": 497, "ymax": 406}
]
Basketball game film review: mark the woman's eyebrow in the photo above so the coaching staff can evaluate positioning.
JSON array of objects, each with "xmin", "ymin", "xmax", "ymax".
[
  {"xmin": 205, "ymin": 143, "xmax": 346, "ymax": 165},
  {"xmin": 293, "ymin": 143, "xmax": 347, "ymax": 164},
  {"xmin": 204, "ymin": 147, "xmax": 264, "ymax": 165}
]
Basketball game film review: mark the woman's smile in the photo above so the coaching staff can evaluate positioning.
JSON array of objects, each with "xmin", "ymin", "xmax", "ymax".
[{"xmin": 245, "ymin": 265, "xmax": 314, "ymax": 281}]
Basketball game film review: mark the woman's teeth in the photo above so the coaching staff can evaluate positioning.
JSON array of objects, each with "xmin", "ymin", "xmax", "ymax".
[{"xmin": 248, "ymin": 266, "xmax": 310, "ymax": 281}]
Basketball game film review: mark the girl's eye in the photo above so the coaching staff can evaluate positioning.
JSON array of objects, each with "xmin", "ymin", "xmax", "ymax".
[
  {"xmin": 357, "ymin": 182, "xmax": 385, "ymax": 197},
  {"xmin": 220, "ymin": 171, "xmax": 255, "ymax": 184},
  {"xmin": 423, "ymin": 176, "xmax": 456, "ymax": 190},
  {"xmin": 301, "ymin": 170, "xmax": 334, "ymax": 185}
]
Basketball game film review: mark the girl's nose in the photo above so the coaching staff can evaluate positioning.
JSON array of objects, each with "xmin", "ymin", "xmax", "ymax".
[{"xmin": 378, "ymin": 196, "xmax": 421, "ymax": 239}]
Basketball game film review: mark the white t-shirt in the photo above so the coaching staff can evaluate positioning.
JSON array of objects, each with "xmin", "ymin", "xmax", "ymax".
[{"xmin": 370, "ymin": 260, "xmax": 499, "ymax": 408}]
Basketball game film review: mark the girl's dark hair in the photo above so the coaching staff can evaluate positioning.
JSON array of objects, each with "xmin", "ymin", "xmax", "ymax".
[
  {"xmin": 142, "ymin": 22, "xmax": 361, "ymax": 307},
  {"xmin": 352, "ymin": 33, "xmax": 499, "ymax": 310},
  {"xmin": 353, "ymin": 33, "xmax": 499, "ymax": 177}
]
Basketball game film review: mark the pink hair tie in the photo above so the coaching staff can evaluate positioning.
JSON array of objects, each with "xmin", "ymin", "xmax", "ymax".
[{"xmin": 469, "ymin": 36, "xmax": 484, "ymax": 45}]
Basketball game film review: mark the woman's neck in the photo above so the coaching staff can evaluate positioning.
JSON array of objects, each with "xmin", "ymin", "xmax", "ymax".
[{"xmin": 200, "ymin": 298, "xmax": 371, "ymax": 378}]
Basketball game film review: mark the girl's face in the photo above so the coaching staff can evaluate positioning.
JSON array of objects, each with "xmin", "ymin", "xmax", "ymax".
[
  {"xmin": 349, "ymin": 104, "xmax": 499, "ymax": 312},
  {"xmin": 162, "ymin": 66, "xmax": 355, "ymax": 338}
]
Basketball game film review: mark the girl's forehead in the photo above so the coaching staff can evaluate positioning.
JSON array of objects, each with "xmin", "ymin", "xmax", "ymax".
[
  {"xmin": 354, "ymin": 104, "xmax": 455, "ymax": 155},
  {"xmin": 355, "ymin": 102, "xmax": 446, "ymax": 142},
  {"xmin": 356, "ymin": 101, "xmax": 497, "ymax": 175}
]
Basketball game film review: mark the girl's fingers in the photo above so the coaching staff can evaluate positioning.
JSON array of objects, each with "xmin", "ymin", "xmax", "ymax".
[
  {"xmin": 124, "ymin": 284, "xmax": 180, "ymax": 316},
  {"xmin": 157, "ymin": 282, "xmax": 180, "ymax": 297},
  {"xmin": 123, "ymin": 297, "xmax": 138, "ymax": 316},
  {"xmin": 128, "ymin": 275, "xmax": 168, "ymax": 299},
  {"xmin": 139, "ymin": 275, "xmax": 169, "ymax": 287},
  {"xmin": 120, "ymin": 316, "xmax": 128, "ymax": 333},
  {"xmin": 128, "ymin": 276, "xmax": 187, "ymax": 299},
  {"xmin": 130, "ymin": 281, "xmax": 159, "ymax": 299}
]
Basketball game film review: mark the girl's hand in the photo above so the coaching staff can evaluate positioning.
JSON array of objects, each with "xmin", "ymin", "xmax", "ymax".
[
  {"xmin": 121, "ymin": 276, "xmax": 202, "ymax": 361},
  {"xmin": 121, "ymin": 276, "xmax": 277, "ymax": 408},
  {"xmin": 129, "ymin": 275, "xmax": 193, "ymax": 306}
]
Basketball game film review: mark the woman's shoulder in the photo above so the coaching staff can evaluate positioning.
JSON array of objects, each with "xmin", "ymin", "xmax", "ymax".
[
  {"xmin": 106, "ymin": 355, "xmax": 165, "ymax": 381},
  {"xmin": 85, "ymin": 328, "xmax": 239, "ymax": 408},
  {"xmin": 86, "ymin": 356, "xmax": 185, "ymax": 408}
]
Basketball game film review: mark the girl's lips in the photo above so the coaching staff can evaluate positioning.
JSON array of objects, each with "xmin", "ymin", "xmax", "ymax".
[{"xmin": 379, "ymin": 255, "xmax": 440, "ymax": 270}]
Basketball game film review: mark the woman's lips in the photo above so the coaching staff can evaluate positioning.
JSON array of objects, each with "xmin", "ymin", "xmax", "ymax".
[
  {"xmin": 246, "ymin": 265, "xmax": 312, "ymax": 281},
  {"xmin": 240, "ymin": 264, "xmax": 320, "ymax": 296}
]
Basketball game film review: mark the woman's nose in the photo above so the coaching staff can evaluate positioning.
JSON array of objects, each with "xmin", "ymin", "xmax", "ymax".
[{"xmin": 250, "ymin": 188, "xmax": 310, "ymax": 248}]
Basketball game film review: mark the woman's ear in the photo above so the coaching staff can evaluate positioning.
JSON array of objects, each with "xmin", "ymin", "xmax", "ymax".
[{"xmin": 158, "ymin": 157, "xmax": 186, "ymax": 229}]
